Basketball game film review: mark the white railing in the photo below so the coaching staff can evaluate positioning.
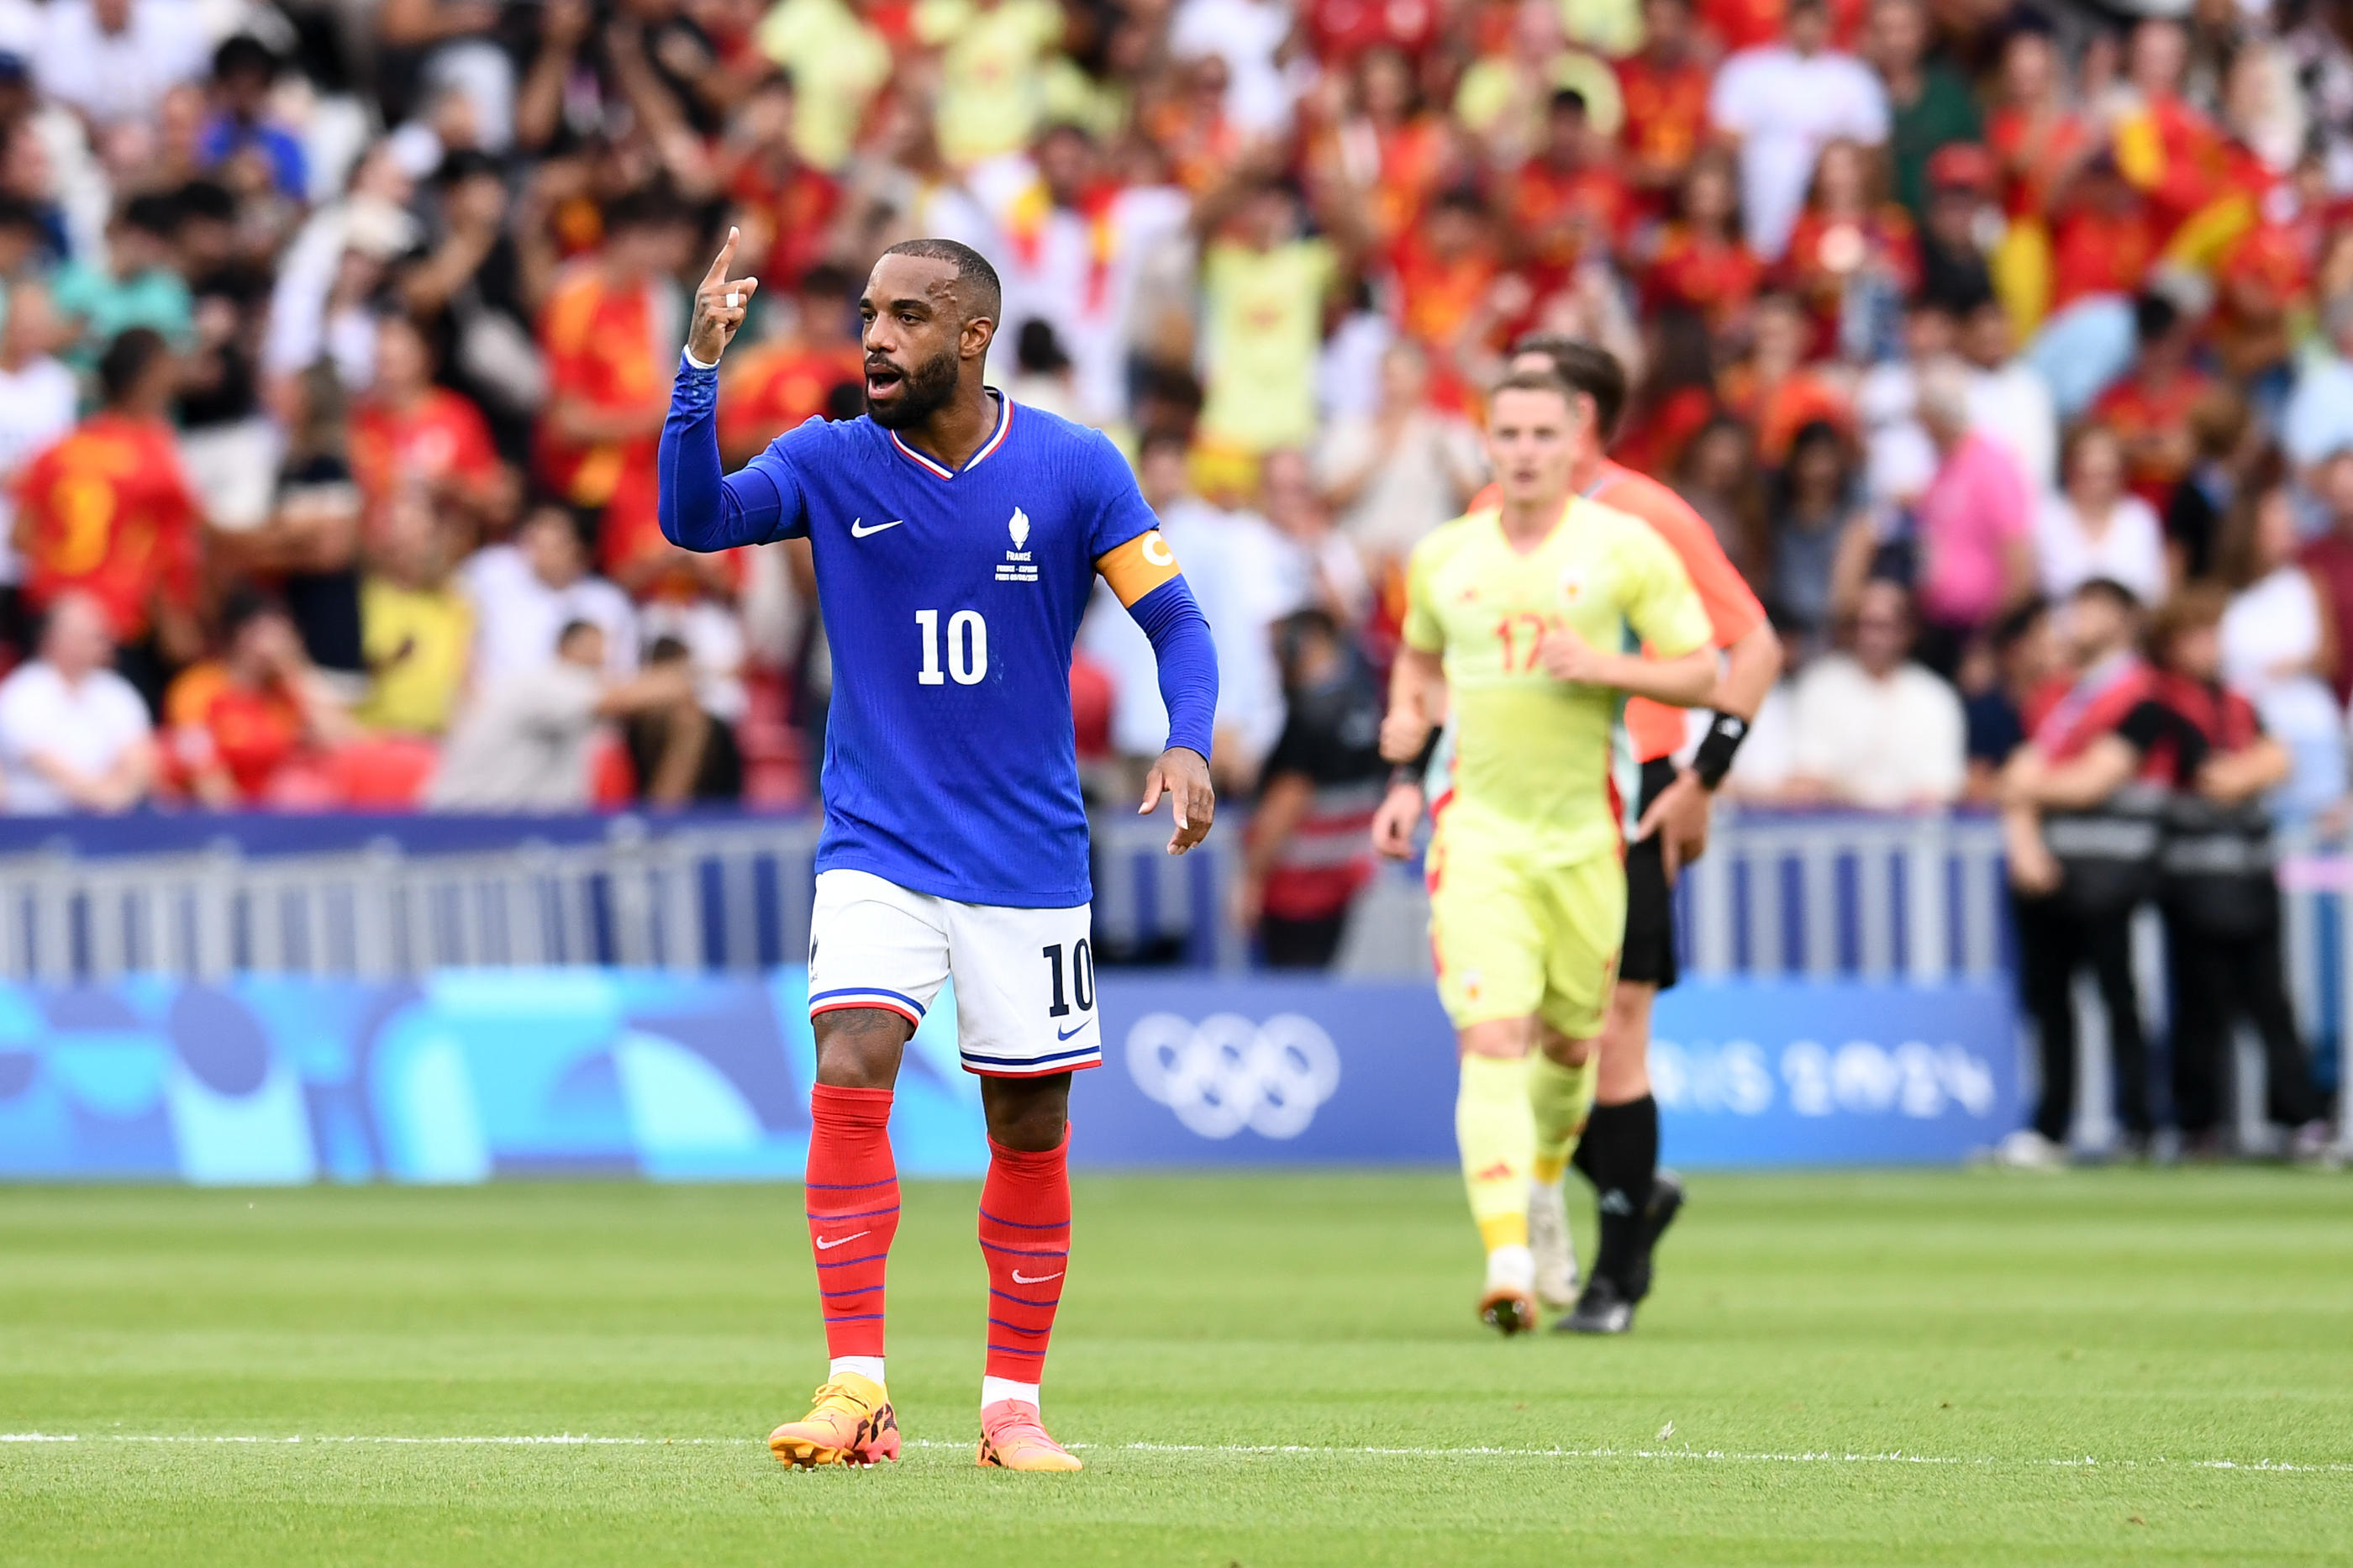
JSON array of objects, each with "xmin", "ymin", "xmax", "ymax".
[{"xmin": 0, "ymin": 814, "xmax": 1227, "ymax": 981}]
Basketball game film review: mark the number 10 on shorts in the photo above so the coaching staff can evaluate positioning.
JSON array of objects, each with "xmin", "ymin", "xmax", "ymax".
[
  {"xmin": 915, "ymin": 608, "xmax": 988, "ymax": 685},
  {"xmin": 1043, "ymin": 939, "xmax": 1093, "ymax": 1018}
]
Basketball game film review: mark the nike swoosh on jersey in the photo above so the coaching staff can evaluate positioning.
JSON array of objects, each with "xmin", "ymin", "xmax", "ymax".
[
  {"xmin": 1055, "ymin": 1021, "xmax": 1089, "ymax": 1040},
  {"xmin": 849, "ymin": 518, "xmax": 903, "ymax": 538},
  {"xmin": 813, "ymin": 1230, "xmax": 871, "ymax": 1250},
  {"xmin": 1011, "ymin": 1269, "xmax": 1063, "ymax": 1285}
]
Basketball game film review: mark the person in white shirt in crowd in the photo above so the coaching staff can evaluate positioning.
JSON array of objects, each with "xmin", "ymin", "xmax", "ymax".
[
  {"xmin": 1782, "ymin": 578, "xmax": 1966, "ymax": 807},
  {"xmin": 1260, "ymin": 446, "xmax": 1372, "ymax": 628},
  {"xmin": 428, "ymin": 619, "xmax": 693, "ymax": 810},
  {"xmin": 1851, "ymin": 294, "xmax": 1949, "ymax": 506},
  {"xmin": 2034, "ymin": 422, "xmax": 2169, "ymax": 606},
  {"xmin": 461, "ymin": 502, "xmax": 639, "ymax": 683},
  {"xmin": 1707, "ymin": 0, "xmax": 1889, "ymax": 260},
  {"xmin": 1167, "ymin": 0, "xmax": 1298, "ymax": 135},
  {"xmin": 0, "ymin": 591, "xmax": 154, "ymax": 813},
  {"xmin": 2281, "ymin": 290, "xmax": 2353, "ymax": 474},
  {"xmin": 1314, "ymin": 340, "xmax": 1486, "ymax": 569},
  {"xmin": 1316, "ymin": 282, "xmax": 1394, "ymax": 426},
  {"xmin": 2217, "ymin": 475, "xmax": 2346, "ymax": 820},
  {"xmin": 1959, "ymin": 294, "xmax": 2056, "ymax": 495},
  {"xmin": 0, "ymin": 281, "xmax": 77, "ymax": 642},
  {"xmin": 1082, "ymin": 429, "xmax": 1287, "ymax": 791},
  {"xmin": 33, "ymin": 0, "xmax": 210, "ymax": 133},
  {"xmin": 968, "ymin": 123, "xmax": 1191, "ymax": 429}
]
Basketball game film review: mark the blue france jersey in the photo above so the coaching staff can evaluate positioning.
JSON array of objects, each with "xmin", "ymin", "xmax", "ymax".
[{"xmin": 682, "ymin": 390, "xmax": 1166, "ymax": 907}]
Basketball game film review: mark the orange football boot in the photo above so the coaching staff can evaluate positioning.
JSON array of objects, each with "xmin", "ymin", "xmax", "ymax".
[
  {"xmin": 975, "ymin": 1399, "xmax": 1083, "ymax": 1471},
  {"xmin": 768, "ymin": 1373, "xmax": 901, "ymax": 1468},
  {"xmin": 1478, "ymin": 1284, "xmax": 1539, "ymax": 1335}
]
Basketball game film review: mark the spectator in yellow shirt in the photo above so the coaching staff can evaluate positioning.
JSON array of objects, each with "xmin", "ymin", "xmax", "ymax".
[{"xmin": 356, "ymin": 495, "xmax": 475, "ymax": 736}]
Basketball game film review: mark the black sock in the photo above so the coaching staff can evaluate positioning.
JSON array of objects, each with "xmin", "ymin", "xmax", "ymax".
[{"xmin": 1584, "ymin": 1096, "xmax": 1658, "ymax": 1290}]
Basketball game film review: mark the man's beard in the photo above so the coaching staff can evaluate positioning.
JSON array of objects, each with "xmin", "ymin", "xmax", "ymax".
[{"xmin": 864, "ymin": 348, "xmax": 960, "ymax": 429}]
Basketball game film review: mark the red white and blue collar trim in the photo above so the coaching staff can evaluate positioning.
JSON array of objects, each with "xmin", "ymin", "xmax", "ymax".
[{"xmin": 887, "ymin": 391, "xmax": 1012, "ymax": 479}]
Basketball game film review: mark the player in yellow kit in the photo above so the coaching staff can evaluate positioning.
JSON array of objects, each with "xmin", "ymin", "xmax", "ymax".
[{"xmin": 1371, "ymin": 368, "xmax": 1715, "ymax": 1334}]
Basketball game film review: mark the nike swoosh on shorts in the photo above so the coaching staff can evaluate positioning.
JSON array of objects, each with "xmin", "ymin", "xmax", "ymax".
[{"xmin": 1055, "ymin": 1022, "xmax": 1089, "ymax": 1041}]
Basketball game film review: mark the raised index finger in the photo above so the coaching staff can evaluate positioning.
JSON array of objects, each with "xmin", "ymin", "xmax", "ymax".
[{"xmin": 703, "ymin": 226, "xmax": 740, "ymax": 287}]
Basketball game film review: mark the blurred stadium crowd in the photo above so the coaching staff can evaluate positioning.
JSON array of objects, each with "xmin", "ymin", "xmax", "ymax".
[{"xmin": 3, "ymin": 0, "xmax": 2353, "ymax": 861}]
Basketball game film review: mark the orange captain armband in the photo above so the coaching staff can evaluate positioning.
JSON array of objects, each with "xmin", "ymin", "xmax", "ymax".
[{"xmin": 1095, "ymin": 529, "xmax": 1182, "ymax": 607}]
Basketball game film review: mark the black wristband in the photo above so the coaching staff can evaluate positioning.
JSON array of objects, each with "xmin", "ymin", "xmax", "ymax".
[
  {"xmin": 1691, "ymin": 710, "xmax": 1749, "ymax": 790},
  {"xmin": 1391, "ymin": 723, "xmax": 1442, "ymax": 789}
]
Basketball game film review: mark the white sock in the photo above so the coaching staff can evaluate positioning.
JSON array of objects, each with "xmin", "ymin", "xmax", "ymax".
[
  {"xmin": 830, "ymin": 1355, "xmax": 885, "ymax": 1386},
  {"xmin": 982, "ymin": 1376, "xmax": 1040, "ymax": 1413},
  {"xmin": 1485, "ymin": 1244, "xmax": 1535, "ymax": 1293}
]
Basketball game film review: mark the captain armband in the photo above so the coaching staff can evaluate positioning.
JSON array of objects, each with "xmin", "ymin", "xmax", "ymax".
[{"xmin": 1096, "ymin": 529, "xmax": 1182, "ymax": 607}]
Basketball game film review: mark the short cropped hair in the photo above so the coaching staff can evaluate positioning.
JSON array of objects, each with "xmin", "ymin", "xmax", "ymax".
[
  {"xmin": 2071, "ymin": 576, "xmax": 2142, "ymax": 617},
  {"xmin": 1511, "ymin": 334, "xmax": 1628, "ymax": 440},
  {"xmin": 881, "ymin": 237, "xmax": 1003, "ymax": 326},
  {"xmin": 98, "ymin": 327, "xmax": 171, "ymax": 407},
  {"xmin": 1488, "ymin": 366, "xmax": 1577, "ymax": 413}
]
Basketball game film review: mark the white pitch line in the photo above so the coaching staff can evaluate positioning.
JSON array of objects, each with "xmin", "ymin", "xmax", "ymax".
[{"xmin": 5, "ymin": 1434, "xmax": 2349, "ymax": 1472}]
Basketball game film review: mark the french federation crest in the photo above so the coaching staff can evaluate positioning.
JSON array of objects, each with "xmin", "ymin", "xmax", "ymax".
[{"xmin": 998, "ymin": 508, "xmax": 1039, "ymax": 582}]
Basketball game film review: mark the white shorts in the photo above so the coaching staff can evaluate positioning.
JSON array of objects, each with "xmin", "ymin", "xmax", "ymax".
[{"xmin": 807, "ymin": 868, "xmax": 1103, "ymax": 1077}]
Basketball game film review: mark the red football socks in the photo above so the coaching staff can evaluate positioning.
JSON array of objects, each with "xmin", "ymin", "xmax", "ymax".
[
  {"xmin": 977, "ymin": 1130, "xmax": 1071, "ymax": 1384},
  {"xmin": 804, "ymin": 1083, "xmax": 899, "ymax": 1360}
]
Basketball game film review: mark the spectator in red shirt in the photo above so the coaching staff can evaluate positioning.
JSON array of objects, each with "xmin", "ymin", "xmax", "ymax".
[
  {"xmin": 1643, "ymin": 149, "xmax": 1765, "ymax": 334},
  {"xmin": 719, "ymin": 73, "xmax": 844, "ymax": 292},
  {"xmin": 1614, "ymin": 0, "xmax": 1713, "ymax": 211},
  {"xmin": 1324, "ymin": 47, "xmax": 1455, "ymax": 252},
  {"xmin": 13, "ymin": 328, "xmax": 204, "ymax": 711},
  {"xmin": 348, "ymin": 313, "xmax": 513, "ymax": 545},
  {"xmin": 1307, "ymin": 0, "xmax": 1438, "ymax": 63},
  {"xmin": 1702, "ymin": 0, "xmax": 1866, "ymax": 57},
  {"xmin": 164, "ymin": 590, "xmax": 354, "ymax": 807},
  {"xmin": 2112, "ymin": 18, "xmax": 2229, "ymax": 248},
  {"xmin": 717, "ymin": 263, "xmax": 864, "ymax": 466},
  {"xmin": 536, "ymin": 187, "xmax": 697, "ymax": 581},
  {"xmin": 1505, "ymin": 88, "xmax": 1633, "ymax": 290},
  {"xmin": 2048, "ymin": 151, "xmax": 2160, "ymax": 313},
  {"xmin": 1986, "ymin": 21, "xmax": 2091, "ymax": 224},
  {"xmin": 1779, "ymin": 137, "xmax": 1920, "ymax": 355},
  {"xmin": 1718, "ymin": 290, "xmax": 1850, "ymax": 466},
  {"xmin": 2090, "ymin": 292, "xmax": 2212, "ymax": 514},
  {"xmin": 1391, "ymin": 186, "xmax": 1503, "ymax": 363}
]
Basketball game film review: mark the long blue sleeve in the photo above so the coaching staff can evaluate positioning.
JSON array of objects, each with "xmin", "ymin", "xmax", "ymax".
[
  {"xmin": 1124, "ymin": 574, "xmax": 1218, "ymax": 761},
  {"xmin": 657, "ymin": 353, "xmax": 805, "ymax": 550}
]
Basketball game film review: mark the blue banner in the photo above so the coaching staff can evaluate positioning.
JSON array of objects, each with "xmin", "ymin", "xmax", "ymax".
[
  {"xmin": 1075, "ymin": 978, "xmax": 2019, "ymax": 1169},
  {"xmin": 0, "ymin": 974, "xmax": 2015, "ymax": 1181}
]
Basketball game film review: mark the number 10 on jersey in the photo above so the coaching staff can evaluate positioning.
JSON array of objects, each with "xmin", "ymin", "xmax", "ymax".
[{"xmin": 915, "ymin": 608, "xmax": 988, "ymax": 685}]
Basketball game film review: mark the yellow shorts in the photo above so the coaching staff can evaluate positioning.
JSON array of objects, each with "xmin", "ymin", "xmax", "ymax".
[{"xmin": 1426, "ymin": 812, "xmax": 1624, "ymax": 1040}]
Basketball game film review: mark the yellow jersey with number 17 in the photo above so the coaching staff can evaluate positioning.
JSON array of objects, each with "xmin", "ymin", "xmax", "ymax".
[{"xmin": 1403, "ymin": 497, "xmax": 1711, "ymax": 863}]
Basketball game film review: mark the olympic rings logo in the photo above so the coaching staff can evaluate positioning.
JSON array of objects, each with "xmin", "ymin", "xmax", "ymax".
[{"xmin": 1123, "ymin": 1012, "xmax": 1343, "ymax": 1139}]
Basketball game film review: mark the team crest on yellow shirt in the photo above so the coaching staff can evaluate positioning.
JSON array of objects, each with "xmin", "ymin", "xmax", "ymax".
[{"xmin": 1557, "ymin": 566, "xmax": 1587, "ymax": 602}]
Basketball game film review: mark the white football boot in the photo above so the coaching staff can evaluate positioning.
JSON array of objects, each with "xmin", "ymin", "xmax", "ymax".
[{"xmin": 1527, "ymin": 1177, "xmax": 1580, "ymax": 1311}]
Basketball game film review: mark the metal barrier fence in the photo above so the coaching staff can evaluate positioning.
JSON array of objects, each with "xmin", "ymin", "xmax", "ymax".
[
  {"xmin": 0, "ymin": 810, "xmax": 2344, "ymax": 1007},
  {"xmin": 0, "ymin": 814, "xmax": 1232, "ymax": 981}
]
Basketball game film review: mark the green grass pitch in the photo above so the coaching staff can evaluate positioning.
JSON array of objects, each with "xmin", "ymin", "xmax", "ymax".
[{"xmin": 3, "ymin": 1170, "xmax": 2348, "ymax": 1567}]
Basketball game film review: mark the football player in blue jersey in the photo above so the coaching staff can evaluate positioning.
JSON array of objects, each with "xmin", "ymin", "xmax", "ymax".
[{"xmin": 659, "ymin": 231, "xmax": 1219, "ymax": 1472}]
